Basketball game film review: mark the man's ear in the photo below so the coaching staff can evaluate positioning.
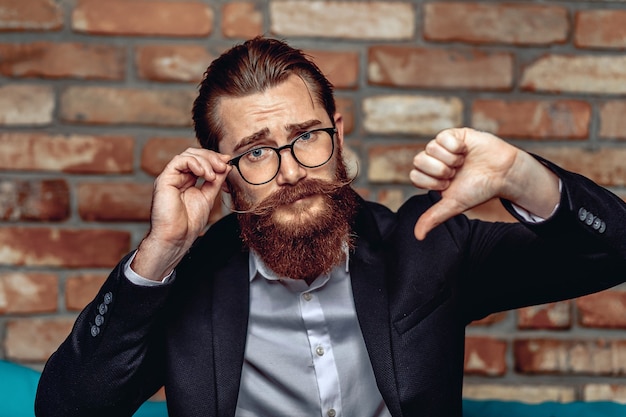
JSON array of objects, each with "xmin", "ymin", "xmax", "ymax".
[
  {"xmin": 221, "ymin": 179, "xmax": 231, "ymax": 195},
  {"xmin": 333, "ymin": 112, "xmax": 344, "ymax": 148}
]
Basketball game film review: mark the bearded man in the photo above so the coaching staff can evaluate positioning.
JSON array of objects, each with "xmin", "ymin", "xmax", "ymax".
[{"xmin": 36, "ymin": 37, "xmax": 626, "ymax": 417}]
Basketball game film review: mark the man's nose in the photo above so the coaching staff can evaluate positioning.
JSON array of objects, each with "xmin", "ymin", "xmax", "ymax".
[{"xmin": 275, "ymin": 148, "xmax": 306, "ymax": 185}]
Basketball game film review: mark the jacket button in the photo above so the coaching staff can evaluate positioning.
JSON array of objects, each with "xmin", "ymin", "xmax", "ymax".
[
  {"xmin": 90, "ymin": 325, "xmax": 100, "ymax": 337},
  {"xmin": 585, "ymin": 212, "xmax": 595, "ymax": 226},
  {"xmin": 103, "ymin": 292, "xmax": 113, "ymax": 305},
  {"xmin": 578, "ymin": 207, "xmax": 588, "ymax": 221},
  {"xmin": 98, "ymin": 303, "xmax": 108, "ymax": 315}
]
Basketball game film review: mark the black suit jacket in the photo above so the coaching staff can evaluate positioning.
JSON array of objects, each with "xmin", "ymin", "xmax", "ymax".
[{"xmin": 36, "ymin": 159, "xmax": 626, "ymax": 417}]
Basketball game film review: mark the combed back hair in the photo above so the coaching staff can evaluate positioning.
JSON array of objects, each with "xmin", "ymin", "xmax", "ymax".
[{"xmin": 192, "ymin": 36, "xmax": 336, "ymax": 152}]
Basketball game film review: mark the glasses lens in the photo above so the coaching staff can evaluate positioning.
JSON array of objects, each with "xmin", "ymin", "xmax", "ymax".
[
  {"xmin": 292, "ymin": 129, "xmax": 334, "ymax": 168},
  {"xmin": 237, "ymin": 148, "xmax": 280, "ymax": 185}
]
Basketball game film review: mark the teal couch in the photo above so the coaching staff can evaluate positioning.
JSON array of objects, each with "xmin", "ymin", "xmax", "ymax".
[{"xmin": 3, "ymin": 360, "xmax": 626, "ymax": 416}]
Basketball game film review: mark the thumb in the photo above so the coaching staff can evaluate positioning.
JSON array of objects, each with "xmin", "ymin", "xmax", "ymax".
[{"xmin": 414, "ymin": 197, "xmax": 465, "ymax": 240}]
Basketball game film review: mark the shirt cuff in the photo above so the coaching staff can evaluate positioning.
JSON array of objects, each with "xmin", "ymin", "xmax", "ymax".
[
  {"xmin": 510, "ymin": 179, "xmax": 562, "ymax": 223},
  {"xmin": 124, "ymin": 250, "xmax": 175, "ymax": 286}
]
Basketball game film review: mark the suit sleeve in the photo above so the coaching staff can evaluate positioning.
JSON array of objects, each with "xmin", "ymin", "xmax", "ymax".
[{"xmin": 35, "ymin": 252, "xmax": 173, "ymax": 417}]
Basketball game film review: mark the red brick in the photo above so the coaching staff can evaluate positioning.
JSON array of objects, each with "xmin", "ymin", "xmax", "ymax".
[
  {"xmin": 0, "ymin": 84, "xmax": 54, "ymax": 126},
  {"xmin": 0, "ymin": 272, "xmax": 58, "ymax": 314},
  {"xmin": 368, "ymin": 46, "xmax": 513, "ymax": 90},
  {"xmin": 0, "ymin": 0, "xmax": 63, "ymax": 32},
  {"xmin": 5, "ymin": 318, "xmax": 74, "ymax": 362},
  {"xmin": 60, "ymin": 86, "xmax": 196, "ymax": 127},
  {"xmin": 471, "ymin": 99, "xmax": 591, "ymax": 139},
  {"xmin": 0, "ymin": 227, "xmax": 130, "ymax": 268},
  {"xmin": 469, "ymin": 312, "xmax": 508, "ymax": 326},
  {"xmin": 575, "ymin": 10, "xmax": 626, "ymax": 49},
  {"xmin": 306, "ymin": 49, "xmax": 359, "ymax": 89},
  {"xmin": 514, "ymin": 339, "xmax": 626, "ymax": 375},
  {"xmin": 221, "ymin": 2, "xmax": 263, "ymax": 39},
  {"xmin": 0, "ymin": 133, "xmax": 134, "ymax": 174},
  {"xmin": 524, "ymin": 146, "xmax": 626, "ymax": 187},
  {"xmin": 0, "ymin": 42, "xmax": 125, "ymax": 80},
  {"xmin": 270, "ymin": 1, "xmax": 414, "ymax": 40},
  {"xmin": 424, "ymin": 3, "xmax": 568, "ymax": 45},
  {"xmin": 65, "ymin": 273, "xmax": 107, "ymax": 311},
  {"xmin": 135, "ymin": 45, "xmax": 213, "ymax": 83},
  {"xmin": 577, "ymin": 291, "xmax": 626, "ymax": 329},
  {"xmin": 518, "ymin": 301, "xmax": 572, "ymax": 330},
  {"xmin": 78, "ymin": 182, "xmax": 153, "ymax": 222},
  {"xmin": 141, "ymin": 137, "xmax": 198, "ymax": 176},
  {"xmin": 464, "ymin": 336, "xmax": 507, "ymax": 376},
  {"xmin": 0, "ymin": 178, "xmax": 69, "ymax": 221},
  {"xmin": 376, "ymin": 189, "xmax": 405, "ymax": 212},
  {"xmin": 599, "ymin": 101, "xmax": 626, "ymax": 140},
  {"xmin": 521, "ymin": 54, "xmax": 626, "ymax": 94},
  {"xmin": 72, "ymin": 0, "xmax": 213, "ymax": 37}
]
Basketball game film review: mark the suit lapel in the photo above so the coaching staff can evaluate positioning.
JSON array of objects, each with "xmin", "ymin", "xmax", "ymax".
[
  {"xmin": 350, "ymin": 203, "xmax": 403, "ymax": 417},
  {"xmin": 211, "ymin": 249, "xmax": 250, "ymax": 416}
]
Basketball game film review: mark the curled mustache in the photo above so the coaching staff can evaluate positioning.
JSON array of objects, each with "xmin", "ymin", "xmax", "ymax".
[{"xmin": 229, "ymin": 176, "xmax": 354, "ymax": 216}]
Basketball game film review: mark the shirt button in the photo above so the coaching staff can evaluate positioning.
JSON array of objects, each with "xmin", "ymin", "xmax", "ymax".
[
  {"xmin": 95, "ymin": 314, "xmax": 105, "ymax": 326},
  {"xmin": 90, "ymin": 325, "xmax": 100, "ymax": 337},
  {"xmin": 103, "ymin": 292, "xmax": 113, "ymax": 305},
  {"xmin": 327, "ymin": 409, "xmax": 336, "ymax": 417},
  {"xmin": 302, "ymin": 293, "xmax": 312, "ymax": 301},
  {"xmin": 98, "ymin": 303, "xmax": 108, "ymax": 315},
  {"xmin": 315, "ymin": 346, "xmax": 325, "ymax": 356}
]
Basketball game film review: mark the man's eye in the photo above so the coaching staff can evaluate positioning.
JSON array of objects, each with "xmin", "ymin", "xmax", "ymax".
[
  {"xmin": 298, "ymin": 131, "xmax": 313, "ymax": 141},
  {"xmin": 244, "ymin": 147, "xmax": 270, "ymax": 162}
]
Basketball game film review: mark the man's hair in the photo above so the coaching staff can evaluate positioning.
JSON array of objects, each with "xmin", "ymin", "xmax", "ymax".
[{"xmin": 192, "ymin": 36, "xmax": 336, "ymax": 152}]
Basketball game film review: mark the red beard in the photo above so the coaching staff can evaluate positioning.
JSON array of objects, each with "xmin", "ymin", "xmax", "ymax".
[{"xmin": 230, "ymin": 172, "xmax": 360, "ymax": 282}]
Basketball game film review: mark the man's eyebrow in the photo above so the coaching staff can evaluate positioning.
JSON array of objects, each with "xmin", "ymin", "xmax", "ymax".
[{"xmin": 232, "ymin": 119, "xmax": 323, "ymax": 153}]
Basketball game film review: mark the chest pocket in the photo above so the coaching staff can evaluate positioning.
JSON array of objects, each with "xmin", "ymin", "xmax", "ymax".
[{"xmin": 393, "ymin": 282, "xmax": 451, "ymax": 335}]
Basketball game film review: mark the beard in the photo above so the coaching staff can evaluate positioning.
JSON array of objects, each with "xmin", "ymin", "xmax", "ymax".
[{"xmin": 229, "ymin": 155, "xmax": 360, "ymax": 282}]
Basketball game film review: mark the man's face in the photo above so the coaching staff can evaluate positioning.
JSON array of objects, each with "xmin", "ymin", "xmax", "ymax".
[
  {"xmin": 216, "ymin": 74, "xmax": 358, "ymax": 281},
  {"xmin": 217, "ymin": 74, "xmax": 344, "ymax": 225}
]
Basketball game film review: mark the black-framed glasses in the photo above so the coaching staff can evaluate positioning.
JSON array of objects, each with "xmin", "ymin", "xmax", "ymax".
[{"xmin": 228, "ymin": 127, "xmax": 336, "ymax": 185}]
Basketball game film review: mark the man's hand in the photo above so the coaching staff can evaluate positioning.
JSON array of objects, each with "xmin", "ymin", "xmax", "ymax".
[
  {"xmin": 411, "ymin": 128, "xmax": 560, "ymax": 240},
  {"xmin": 131, "ymin": 148, "xmax": 232, "ymax": 280}
]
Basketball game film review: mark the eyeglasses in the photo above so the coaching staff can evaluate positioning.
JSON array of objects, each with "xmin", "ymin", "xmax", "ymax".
[{"xmin": 228, "ymin": 127, "xmax": 336, "ymax": 185}]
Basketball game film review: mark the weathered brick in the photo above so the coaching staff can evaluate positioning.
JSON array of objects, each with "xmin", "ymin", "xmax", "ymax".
[
  {"xmin": 0, "ymin": 84, "xmax": 53, "ymax": 126},
  {"xmin": 471, "ymin": 99, "xmax": 591, "ymax": 139},
  {"xmin": 306, "ymin": 49, "xmax": 359, "ymax": 90},
  {"xmin": 0, "ymin": 0, "xmax": 63, "ymax": 32},
  {"xmin": 464, "ymin": 336, "xmax": 507, "ymax": 376},
  {"xmin": 4, "ymin": 318, "xmax": 74, "ymax": 362},
  {"xmin": 65, "ymin": 273, "xmax": 107, "ymax": 311},
  {"xmin": 135, "ymin": 44, "xmax": 213, "ymax": 83},
  {"xmin": 0, "ymin": 42, "xmax": 125, "ymax": 80},
  {"xmin": 583, "ymin": 384, "xmax": 626, "ymax": 403},
  {"xmin": 514, "ymin": 339, "xmax": 626, "ymax": 375},
  {"xmin": 599, "ymin": 101, "xmax": 626, "ymax": 140},
  {"xmin": 463, "ymin": 384, "xmax": 575, "ymax": 403},
  {"xmin": 0, "ymin": 133, "xmax": 134, "ymax": 174},
  {"xmin": 363, "ymin": 95, "xmax": 463, "ymax": 135},
  {"xmin": 577, "ymin": 291, "xmax": 626, "ymax": 329},
  {"xmin": 270, "ymin": 1, "xmax": 414, "ymax": 40},
  {"xmin": 517, "ymin": 301, "xmax": 572, "ymax": 330},
  {"xmin": 0, "ymin": 272, "xmax": 58, "ymax": 314},
  {"xmin": 222, "ymin": 2, "xmax": 263, "ymax": 39},
  {"xmin": 335, "ymin": 97, "xmax": 354, "ymax": 135},
  {"xmin": 424, "ymin": 3, "xmax": 568, "ymax": 45},
  {"xmin": 78, "ymin": 182, "xmax": 152, "ymax": 222},
  {"xmin": 72, "ymin": 0, "xmax": 213, "ymax": 37},
  {"xmin": 60, "ymin": 86, "xmax": 196, "ymax": 126},
  {"xmin": 575, "ymin": 10, "xmax": 626, "ymax": 49},
  {"xmin": 369, "ymin": 46, "xmax": 513, "ymax": 90},
  {"xmin": 0, "ymin": 227, "xmax": 130, "ymax": 267},
  {"xmin": 368, "ymin": 144, "xmax": 424, "ymax": 184},
  {"xmin": 521, "ymin": 55, "xmax": 626, "ymax": 94},
  {"xmin": 524, "ymin": 146, "xmax": 626, "ymax": 187},
  {"xmin": 0, "ymin": 178, "xmax": 69, "ymax": 221},
  {"xmin": 141, "ymin": 137, "xmax": 198, "ymax": 176}
]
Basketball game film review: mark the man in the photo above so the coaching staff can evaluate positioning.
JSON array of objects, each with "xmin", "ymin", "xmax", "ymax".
[{"xmin": 35, "ymin": 36, "xmax": 626, "ymax": 417}]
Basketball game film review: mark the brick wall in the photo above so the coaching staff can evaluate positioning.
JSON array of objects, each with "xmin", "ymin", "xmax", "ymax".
[{"xmin": 2, "ymin": 0, "xmax": 626, "ymax": 405}]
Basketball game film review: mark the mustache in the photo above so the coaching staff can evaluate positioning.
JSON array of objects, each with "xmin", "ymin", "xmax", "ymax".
[{"xmin": 230, "ymin": 176, "xmax": 354, "ymax": 216}]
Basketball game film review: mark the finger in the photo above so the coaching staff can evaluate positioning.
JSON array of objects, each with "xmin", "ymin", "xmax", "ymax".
[
  {"xmin": 412, "ymin": 152, "xmax": 457, "ymax": 182},
  {"xmin": 424, "ymin": 139, "xmax": 465, "ymax": 169},
  {"xmin": 413, "ymin": 197, "xmax": 465, "ymax": 240},
  {"xmin": 409, "ymin": 168, "xmax": 450, "ymax": 191},
  {"xmin": 435, "ymin": 128, "xmax": 468, "ymax": 155}
]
